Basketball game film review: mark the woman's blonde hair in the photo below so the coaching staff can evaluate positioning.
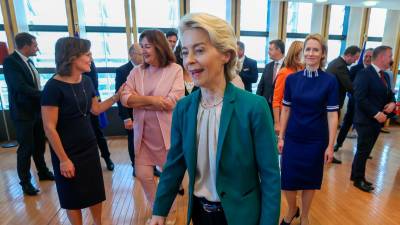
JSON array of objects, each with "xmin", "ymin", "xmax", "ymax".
[
  {"xmin": 284, "ymin": 40, "xmax": 304, "ymax": 71},
  {"xmin": 304, "ymin": 34, "xmax": 328, "ymax": 68},
  {"xmin": 178, "ymin": 13, "xmax": 237, "ymax": 81}
]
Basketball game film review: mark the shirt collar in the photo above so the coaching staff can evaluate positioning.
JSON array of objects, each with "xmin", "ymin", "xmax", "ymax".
[
  {"xmin": 371, "ymin": 63, "xmax": 382, "ymax": 75},
  {"xmin": 275, "ymin": 57, "xmax": 284, "ymax": 65},
  {"xmin": 15, "ymin": 50, "xmax": 30, "ymax": 62}
]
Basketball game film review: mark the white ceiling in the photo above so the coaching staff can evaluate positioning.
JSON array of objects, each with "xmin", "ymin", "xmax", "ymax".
[{"xmin": 284, "ymin": 0, "xmax": 400, "ymax": 10}]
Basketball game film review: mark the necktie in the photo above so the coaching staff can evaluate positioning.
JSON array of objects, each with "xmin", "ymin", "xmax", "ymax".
[
  {"xmin": 379, "ymin": 70, "xmax": 388, "ymax": 88},
  {"xmin": 273, "ymin": 62, "xmax": 279, "ymax": 81},
  {"xmin": 27, "ymin": 59, "xmax": 40, "ymax": 89}
]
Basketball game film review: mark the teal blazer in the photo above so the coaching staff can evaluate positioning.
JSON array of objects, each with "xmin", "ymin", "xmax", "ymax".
[{"xmin": 153, "ymin": 83, "xmax": 281, "ymax": 225}]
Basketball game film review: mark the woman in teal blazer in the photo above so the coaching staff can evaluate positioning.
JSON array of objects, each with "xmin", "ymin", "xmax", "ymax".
[{"xmin": 150, "ymin": 13, "xmax": 281, "ymax": 225}]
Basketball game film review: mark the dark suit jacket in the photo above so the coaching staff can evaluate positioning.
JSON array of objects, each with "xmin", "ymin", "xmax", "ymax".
[
  {"xmin": 115, "ymin": 61, "xmax": 134, "ymax": 120},
  {"xmin": 239, "ymin": 56, "xmax": 258, "ymax": 92},
  {"xmin": 326, "ymin": 56, "xmax": 353, "ymax": 108},
  {"xmin": 153, "ymin": 83, "xmax": 281, "ymax": 225},
  {"xmin": 256, "ymin": 61, "xmax": 284, "ymax": 103},
  {"xmin": 353, "ymin": 65, "xmax": 395, "ymax": 126},
  {"xmin": 3, "ymin": 52, "xmax": 41, "ymax": 121},
  {"xmin": 349, "ymin": 63, "xmax": 364, "ymax": 82}
]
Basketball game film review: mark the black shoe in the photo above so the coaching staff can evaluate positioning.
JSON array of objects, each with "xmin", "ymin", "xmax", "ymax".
[
  {"xmin": 38, "ymin": 171, "xmax": 55, "ymax": 181},
  {"xmin": 20, "ymin": 182, "xmax": 39, "ymax": 196},
  {"xmin": 280, "ymin": 207, "xmax": 300, "ymax": 225},
  {"xmin": 350, "ymin": 177, "xmax": 373, "ymax": 187},
  {"xmin": 153, "ymin": 167, "xmax": 161, "ymax": 177},
  {"xmin": 333, "ymin": 145, "xmax": 340, "ymax": 152},
  {"xmin": 353, "ymin": 180, "xmax": 374, "ymax": 192},
  {"xmin": 332, "ymin": 156, "xmax": 342, "ymax": 164},
  {"xmin": 178, "ymin": 188, "xmax": 185, "ymax": 196},
  {"xmin": 104, "ymin": 158, "xmax": 114, "ymax": 171}
]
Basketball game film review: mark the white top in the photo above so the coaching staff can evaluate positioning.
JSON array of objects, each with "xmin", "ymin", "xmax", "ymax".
[{"xmin": 194, "ymin": 101, "xmax": 223, "ymax": 202}]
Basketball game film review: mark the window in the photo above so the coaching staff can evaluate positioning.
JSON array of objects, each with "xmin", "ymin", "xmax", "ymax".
[
  {"xmin": 327, "ymin": 5, "xmax": 349, "ymax": 62},
  {"xmin": 25, "ymin": 0, "xmax": 69, "ymax": 68},
  {"xmin": 366, "ymin": 8, "xmax": 387, "ymax": 48},
  {"xmin": 135, "ymin": 0, "xmax": 180, "ymax": 29},
  {"xmin": 286, "ymin": 2, "xmax": 312, "ymax": 54},
  {"xmin": 190, "ymin": 0, "xmax": 228, "ymax": 21},
  {"xmin": 0, "ymin": 7, "xmax": 6, "ymax": 53},
  {"xmin": 239, "ymin": 0, "xmax": 269, "ymax": 67},
  {"xmin": 83, "ymin": 0, "xmax": 125, "ymax": 26}
]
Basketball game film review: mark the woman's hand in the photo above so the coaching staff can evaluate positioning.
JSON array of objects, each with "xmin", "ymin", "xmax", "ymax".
[
  {"xmin": 60, "ymin": 159, "xmax": 75, "ymax": 178},
  {"xmin": 278, "ymin": 137, "xmax": 284, "ymax": 154},
  {"xmin": 113, "ymin": 83, "xmax": 126, "ymax": 102},
  {"xmin": 152, "ymin": 96, "xmax": 167, "ymax": 110},
  {"xmin": 149, "ymin": 215, "xmax": 166, "ymax": 225},
  {"xmin": 324, "ymin": 145, "xmax": 334, "ymax": 163}
]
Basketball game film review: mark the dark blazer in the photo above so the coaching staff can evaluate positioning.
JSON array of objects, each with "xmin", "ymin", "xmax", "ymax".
[
  {"xmin": 353, "ymin": 65, "xmax": 395, "ymax": 126},
  {"xmin": 153, "ymin": 83, "xmax": 281, "ymax": 225},
  {"xmin": 326, "ymin": 56, "xmax": 353, "ymax": 108},
  {"xmin": 239, "ymin": 56, "xmax": 258, "ymax": 92},
  {"xmin": 115, "ymin": 61, "xmax": 134, "ymax": 120},
  {"xmin": 349, "ymin": 63, "xmax": 364, "ymax": 82},
  {"xmin": 3, "ymin": 52, "xmax": 41, "ymax": 121},
  {"xmin": 256, "ymin": 60, "xmax": 284, "ymax": 103}
]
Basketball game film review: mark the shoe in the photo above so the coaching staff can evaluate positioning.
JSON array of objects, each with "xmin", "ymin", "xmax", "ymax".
[
  {"xmin": 332, "ymin": 156, "xmax": 342, "ymax": 164},
  {"xmin": 350, "ymin": 177, "xmax": 373, "ymax": 187},
  {"xmin": 38, "ymin": 171, "xmax": 55, "ymax": 181},
  {"xmin": 380, "ymin": 128, "xmax": 390, "ymax": 133},
  {"xmin": 280, "ymin": 207, "xmax": 300, "ymax": 225},
  {"xmin": 20, "ymin": 182, "xmax": 39, "ymax": 196},
  {"xmin": 104, "ymin": 158, "xmax": 114, "ymax": 171},
  {"xmin": 353, "ymin": 180, "xmax": 374, "ymax": 192},
  {"xmin": 178, "ymin": 188, "xmax": 185, "ymax": 196},
  {"xmin": 153, "ymin": 167, "xmax": 161, "ymax": 177}
]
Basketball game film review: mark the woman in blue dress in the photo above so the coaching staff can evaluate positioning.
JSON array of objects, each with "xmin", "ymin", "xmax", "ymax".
[{"xmin": 278, "ymin": 34, "xmax": 339, "ymax": 225}]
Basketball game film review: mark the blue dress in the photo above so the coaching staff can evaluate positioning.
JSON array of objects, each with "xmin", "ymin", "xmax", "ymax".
[
  {"xmin": 281, "ymin": 69, "xmax": 339, "ymax": 190},
  {"xmin": 41, "ymin": 76, "xmax": 106, "ymax": 209}
]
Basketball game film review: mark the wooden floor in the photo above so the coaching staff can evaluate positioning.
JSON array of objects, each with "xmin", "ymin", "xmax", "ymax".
[{"xmin": 0, "ymin": 127, "xmax": 400, "ymax": 225}]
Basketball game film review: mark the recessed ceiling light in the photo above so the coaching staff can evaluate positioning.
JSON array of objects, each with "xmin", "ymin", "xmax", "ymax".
[{"xmin": 364, "ymin": 1, "xmax": 378, "ymax": 7}]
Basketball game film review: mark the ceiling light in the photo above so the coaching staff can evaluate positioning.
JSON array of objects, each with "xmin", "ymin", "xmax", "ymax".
[{"xmin": 363, "ymin": 1, "xmax": 378, "ymax": 7}]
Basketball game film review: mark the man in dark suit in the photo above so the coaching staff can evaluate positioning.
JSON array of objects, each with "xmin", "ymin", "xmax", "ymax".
[
  {"xmin": 236, "ymin": 41, "xmax": 258, "ymax": 92},
  {"xmin": 326, "ymin": 45, "xmax": 360, "ymax": 164},
  {"xmin": 83, "ymin": 61, "xmax": 115, "ymax": 171},
  {"xmin": 334, "ymin": 49, "xmax": 373, "ymax": 155},
  {"xmin": 256, "ymin": 39, "xmax": 285, "ymax": 118},
  {"xmin": 351, "ymin": 46, "xmax": 395, "ymax": 192},
  {"xmin": 3, "ymin": 32, "xmax": 54, "ymax": 195}
]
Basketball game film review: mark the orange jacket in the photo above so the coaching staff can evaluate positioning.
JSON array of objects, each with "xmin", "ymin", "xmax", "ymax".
[{"xmin": 272, "ymin": 67, "xmax": 296, "ymax": 109}]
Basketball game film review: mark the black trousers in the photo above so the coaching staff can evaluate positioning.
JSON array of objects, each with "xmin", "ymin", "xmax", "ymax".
[
  {"xmin": 351, "ymin": 123, "xmax": 381, "ymax": 181},
  {"xmin": 90, "ymin": 114, "xmax": 111, "ymax": 159},
  {"xmin": 126, "ymin": 128, "xmax": 134, "ymax": 167},
  {"xmin": 13, "ymin": 118, "xmax": 49, "ymax": 183},
  {"xmin": 192, "ymin": 197, "xmax": 228, "ymax": 225},
  {"xmin": 336, "ymin": 97, "xmax": 355, "ymax": 148}
]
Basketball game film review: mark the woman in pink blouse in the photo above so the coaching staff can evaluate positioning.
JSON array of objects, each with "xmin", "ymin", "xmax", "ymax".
[{"xmin": 121, "ymin": 29, "xmax": 184, "ymax": 208}]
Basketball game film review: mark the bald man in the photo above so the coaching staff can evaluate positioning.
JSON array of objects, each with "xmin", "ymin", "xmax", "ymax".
[{"xmin": 115, "ymin": 43, "xmax": 143, "ymax": 176}]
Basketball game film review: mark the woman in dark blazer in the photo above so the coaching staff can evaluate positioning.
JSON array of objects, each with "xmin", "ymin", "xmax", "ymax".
[{"xmin": 149, "ymin": 13, "xmax": 281, "ymax": 225}]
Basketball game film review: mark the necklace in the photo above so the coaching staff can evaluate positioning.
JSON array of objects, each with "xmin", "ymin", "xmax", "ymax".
[
  {"xmin": 200, "ymin": 96, "xmax": 223, "ymax": 108},
  {"xmin": 70, "ymin": 80, "xmax": 88, "ymax": 117}
]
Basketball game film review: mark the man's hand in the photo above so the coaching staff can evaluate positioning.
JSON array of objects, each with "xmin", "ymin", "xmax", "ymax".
[
  {"xmin": 374, "ymin": 112, "xmax": 387, "ymax": 123},
  {"xmin": 124, "ymin": 119, "xmax": 134, "ymax": 130}
]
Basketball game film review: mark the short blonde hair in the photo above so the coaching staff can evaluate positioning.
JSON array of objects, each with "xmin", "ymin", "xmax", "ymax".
[
  {"xmin": 178, "ymin": 13, "xmax": 237, "ymax": 81},
  {"xmin": 304, "ymin": 34, "xmax": 328, "ymax": 69}
]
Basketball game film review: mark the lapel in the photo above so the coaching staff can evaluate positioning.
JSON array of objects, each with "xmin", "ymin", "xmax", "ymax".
[
  {"xmin": 13, "ymin": 52, "xmax": 36, "ymax": 86},
  {"xmin": 186, "ymin": 90, "xmax": 201, "ymax": 181},
  {"xmin": 216, "ymin": 83, "xmax": 236, "ymax": 176}
]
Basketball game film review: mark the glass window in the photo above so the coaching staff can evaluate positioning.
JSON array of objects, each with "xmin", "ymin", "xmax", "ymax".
[
  {"xmin": 190, "ymin": 0, "xmax": 227, "ymax": 21},
  {"xmin": 25, "ymin": 0, "xmax": 67, "ymax": 25},
  {"xmin": 329, "ymin": 5, "xmax": 346, "ymax": 35},
  {"xmin": 240, "ymin": 0, "xmax": 268, "ymax": 31},
  {"xmin": 0, "ymin": 32, "xmax": 6, "ymax": 44},
  {"xmin": 82, "ymin": 0, "xmax": 125, "ymax": 26},
  {"xmin": 135, "ymin": 0, "xmax": 180, "ymax": 28},
  {"xmin": 98, "ymin": 73, "xmax": 116, "ymax": 100},
  {"xmin": 366, "ymin": 41, "xmax": 382, "ymax": 49},
  {"xmin": 0, "ymin": 74, "xmax": 8, "ymax": 110},
  {"xmin": 327, "ymin": 40, "xmax": 342, "ymax": 63},
  {"xmin": 0, "ymin": 6, "xmax": 3, "ymax": 24},
  {"xmin": 368, "ymin": 8, "xmax": 387, "ymax": 37},
  {"xmin": 31, "ymin": 32, "xmax": 69, "ymax": 68},
  {"xmin": 86, "ymin": 33, "xmax": 127, "ymax": 67},
  {"xmin": 239, "ymin": 36, "xmax": 267, "ymax": 68},
  {"xmin": 287, "ymin": 2, "xmax": 312, "ymax": 33}
]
